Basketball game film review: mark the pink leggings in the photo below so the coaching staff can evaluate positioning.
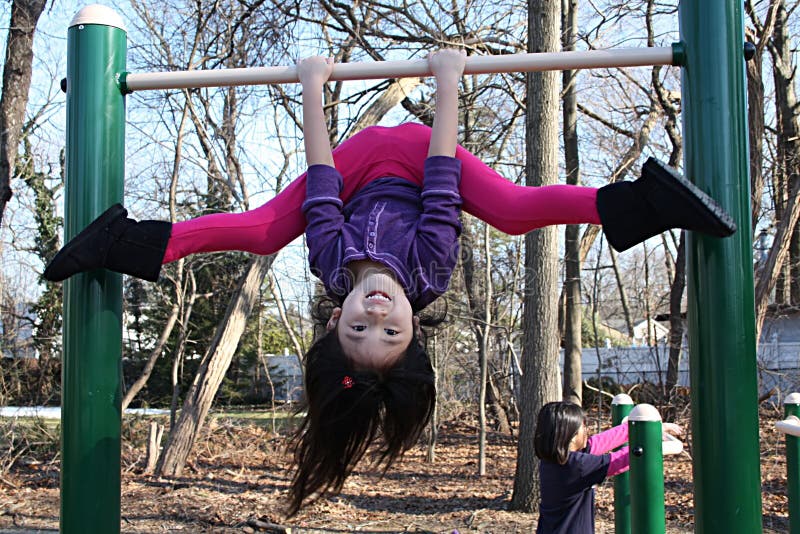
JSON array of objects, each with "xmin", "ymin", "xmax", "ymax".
[{"xmin": 164, "ymin": 122, "xmax": 601, "ymax": 264}]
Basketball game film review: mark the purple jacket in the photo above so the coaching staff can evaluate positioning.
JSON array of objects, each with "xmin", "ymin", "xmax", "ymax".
[{"xmin": 301, "ymin": 156, "xmax": 462, "ymax": 311}]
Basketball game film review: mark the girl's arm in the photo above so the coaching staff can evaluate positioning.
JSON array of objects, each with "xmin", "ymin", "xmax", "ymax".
[
  {"xmin": 593, "ymin": 422, "xmax": 683, "ymax": 479},
  {"xmin": 412, "ymin": 50, "xmax": 467, "ymax": 302},
  {"xmin": 297, "ymin": 57, "xmax": 343, "ymax": 277},
  {"xmin": 427, "ymin": 49, "xmax": 465, "ymax": 158},
  {"xmin": 298, "ymin": 56, "xmax": 335, "ymax": 167},
  {"xmin": 607, "ymin": 446, "xmax": 630, "ymax": 477},
  {"xmin": 588, "ymin": 423, "xmax": 629, "ymax": 455}
]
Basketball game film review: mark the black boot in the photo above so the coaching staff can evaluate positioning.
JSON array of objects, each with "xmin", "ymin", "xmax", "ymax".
[
  {"xmin": 596, "ymin": 158, "xmax": 737, "ymax": 252},
  {"xmin": 44, "ymin": 203, "xmax": 171, "ymax": 282}
]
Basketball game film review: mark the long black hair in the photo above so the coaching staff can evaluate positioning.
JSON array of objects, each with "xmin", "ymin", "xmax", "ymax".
[
  {"xmin": 534, "ymin": 401, "xmax": 586, "ymax": 465},
  {"xmin": 286, "ymin": 297, "xmax": 443, "ymax": 516}
]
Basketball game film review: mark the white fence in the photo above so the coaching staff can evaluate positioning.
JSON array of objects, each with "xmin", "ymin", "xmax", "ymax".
[{"xmin": 573, "ymin": 342, "xmax": 800, "ymax": 399}]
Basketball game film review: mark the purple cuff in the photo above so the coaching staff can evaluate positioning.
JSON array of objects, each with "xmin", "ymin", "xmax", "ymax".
[
  {"xmin": 422, "ymin": 156, "xmax": 461, "ymax": 192},
  {"xmin": 303, "ymin": 164, "xmax": 343, "ymax": 209}
]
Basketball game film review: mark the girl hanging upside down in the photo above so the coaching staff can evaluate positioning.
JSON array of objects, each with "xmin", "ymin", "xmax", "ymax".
[{"xmin": 44, "ymin": 49, "xmax": 733, "ymax": 515}]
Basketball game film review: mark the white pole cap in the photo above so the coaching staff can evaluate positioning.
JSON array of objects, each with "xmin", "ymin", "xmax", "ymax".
[
  {"xmin": 70, "ymin": 4, "xmax": 126, "ymax": 31},
  {"xmin": 784, "ymin": 392, "xmax": 800, "ymax": 405},
  {"xmin": 628, "ymin": 403, "xmax": 662, "ymax": 422},
  {"xmin": 612, "ymin": 393, "xmax": 634, "ymax": 405}
]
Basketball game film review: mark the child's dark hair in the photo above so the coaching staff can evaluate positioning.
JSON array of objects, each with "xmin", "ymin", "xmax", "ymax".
[
  {"xmin": 534, "ymin": 401, "xmax": 586, "ymax": 465},
  {"xmin": 286, "ymin": 296, "xmax": 443, "ymax": 515}
]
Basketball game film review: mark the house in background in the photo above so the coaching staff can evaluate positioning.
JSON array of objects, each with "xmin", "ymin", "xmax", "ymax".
[
  {"xmin": 631, "ymin": 318, "xmax": 669, "ymax": 347},
  {"xmin": 268, "ymin": 351, "xmax": 303, "ymax": 402},
  {"xmin": 246, "ymin": 349, "xmax": 303, "ymax": 403},
  {"xmin": 594, "ymin": 318, "xmax": 667, "ymax": 348},
  {"xmin": 760, "ymin": 305, "xmax": 800, "ymax": 344},
  {"xmin": 1, "ymin": 302, "xmax": 36, "ymax": 360}
]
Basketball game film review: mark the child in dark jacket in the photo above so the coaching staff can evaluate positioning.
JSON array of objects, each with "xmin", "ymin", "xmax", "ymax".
[
  {"xmin": 45, "ymin": 51, "xmax": 723, "ymax": 515},
  {"xmin": 534, "ymin": 401, "xmax": 682, "ymax": 533}
]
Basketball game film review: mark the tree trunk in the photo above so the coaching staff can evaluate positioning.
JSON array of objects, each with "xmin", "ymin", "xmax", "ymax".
[
  {"xmin": 157, "ymin": 255, "xmax": 274, "ymax": 476},
  {"xmin": 746, "ymin": 30, "xmax": 766, "ymax": 228},
  {"xmin": 665, "ymin": 237, "xmax": 686, "ymax": 401},
  {"xmin": 609, "ymin": 249, "xmax": 635, "ymax": 338},
  {"xmin": 478, "ymin": 223, "xmax": 492, "ymax": 475},
  {"xmin": 144, "ymin": 421, "xmax": 164, "ymax": 475},
  {"xmin": 561, "ymin": 0, "xmax": 582, "ymax": 406},
  {"xmin": 755, "ymin": 179, "xmax": 800, "ymax": 339},
  {"xmin": 121, "ymin": 301, "xmax": 180, "ymax": 412},
  {"xmin": 169, "ymin": 270, "xmax": 198, "ymax": 428},
  {"xmin": 0, "ymin": 0, "xmax": 47, "ymax": 227},
  {"xmin": 511, "ymin": 0, "xmax": 561, "ymax": 513},
  {"xmin": 460, "ymin": 220, "xmax": 491, "ymax": 474},
  {"xmin": 770, "ymin": 1, "xmax": 800, "ymax": 306},
  {"xmin": 486, "ymin": 372, "xmax": 512, "ymax": 434},
  {"xmin": 426, "ymin": 333, "xmax": 438, "ymax": 463},
  {"xmin": 350, "ymin": 77, "xmax": 422, "ymax": 135}
]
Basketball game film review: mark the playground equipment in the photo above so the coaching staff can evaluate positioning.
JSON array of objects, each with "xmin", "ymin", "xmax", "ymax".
[
  {"xmin": 776, "ymin": 393, "xmax": 800, "ymax": 534},
  {"xmin": 61, "ymin": 2, "xmax": 759, "ymax": 533},
  {"xmin": 611, "ymin": 396, "xmax": 684, "ymax": 534},
  {"xmin": 612, "ymin": 394, "xmax": 634, "ymax": 534},
  {"xmin": 627, "ymin": 403, "xmax": 684, "ymax": 534},
  {"xmin": 120, "ymin": 47, "xmax": 676, "ymax": 91}
]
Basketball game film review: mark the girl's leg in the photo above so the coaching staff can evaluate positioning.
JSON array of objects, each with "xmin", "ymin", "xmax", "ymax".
[
  {"xmin": 456, "ymin": 148, "xmax": 601, "ymax": 234},
  {"xmin": 163, "ymin": 179, "xmax": 307, "ymax": 263},
  {"xmin": 164, "ymin": 122, "xmax": 600, "ymax": 263},
  {"xmin": 163, "ymin": 124, "xmax": 425, "ymax": 263}
]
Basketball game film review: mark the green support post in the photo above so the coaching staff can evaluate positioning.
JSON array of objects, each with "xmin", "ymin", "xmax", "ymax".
[
  {"xmin": 61, "ymin": 6, "xmax": 127, "ymax": 534},
  {"xmin": 785, "ymin": 393, "xmax": 800, "ymax": 534},
  {"xmin": 628, "ymin": 404, "xmax": 666, "ymax": 534},
  {"xmin": 679, "ymin": 1, "xmax": 763, "ymax": 532},
  {"xmin": 612, "ymin": 394, "xmax": 634, "ymax": 534}
]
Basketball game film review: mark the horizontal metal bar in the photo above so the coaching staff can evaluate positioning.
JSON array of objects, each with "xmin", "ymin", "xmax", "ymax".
[
  {"xmin": 777, "ymin": 415, "xmax": 800, "ymax": 437},
  {"xmin": 122, "ymin": 46, "xmax": 675, "ymax": 92}
]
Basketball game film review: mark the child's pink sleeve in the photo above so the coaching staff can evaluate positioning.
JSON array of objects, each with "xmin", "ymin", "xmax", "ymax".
[
  {"xmin": 588, "ymin": 423, "xmax": 628, "ymax": 454},
  {"xmin": 606, "ymin": 447, "xmax": 630, "ymax": 477}
]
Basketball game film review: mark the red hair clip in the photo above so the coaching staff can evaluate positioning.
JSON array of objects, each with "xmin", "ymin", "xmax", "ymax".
[{"xmin": 342, "ymin": 376, "xmax": 354, "ymax": 389}]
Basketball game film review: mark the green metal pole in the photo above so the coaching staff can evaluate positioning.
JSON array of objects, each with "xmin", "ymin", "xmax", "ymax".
[
  {"xmin": 628, "ymin": 404, "xmax": 666, "ymax": 534},
  {"xmin": 785, "ymin": 393, "xmax": 800, "ymax": 534},
  {"xmin": 612, "ymin": 394, "xmax": 634, "ymax": 534},
  {"xmin": 61, "ymin": 6, "xmax": 126, "ymax": 534},
  {"xmin": 679, "ymin": 1, "xmax": 763, "ymax": 532}
]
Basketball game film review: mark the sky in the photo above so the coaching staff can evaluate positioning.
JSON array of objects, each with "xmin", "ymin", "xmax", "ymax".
[{"xmin": 0, "ymin": 2, "xmax": 325, "ymax": 309}]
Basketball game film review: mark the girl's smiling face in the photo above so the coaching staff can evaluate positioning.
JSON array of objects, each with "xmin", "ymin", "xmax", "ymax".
[{"xmin": 326, "ymin": 264, "xmax": 417, "ymax": 370}]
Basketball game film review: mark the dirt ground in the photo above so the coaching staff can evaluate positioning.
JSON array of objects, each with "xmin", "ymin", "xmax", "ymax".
[{"xmin": 0, "ymin": 406, "xmax": 792, "ymax": 533}]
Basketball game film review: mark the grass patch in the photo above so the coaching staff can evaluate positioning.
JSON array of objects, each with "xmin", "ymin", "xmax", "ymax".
[
  {"xmin": 209, "ymin": 407, "xmax": 303, "ymax": 432},
  {"xmin": 0, "ymin": 417, "xmax": 60, "ymax": 472}
]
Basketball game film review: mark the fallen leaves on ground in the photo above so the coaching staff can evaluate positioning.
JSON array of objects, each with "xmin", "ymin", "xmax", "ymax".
[{"xmin": 0, "ymin": 407, "xmax": 791, "ymax": 533}]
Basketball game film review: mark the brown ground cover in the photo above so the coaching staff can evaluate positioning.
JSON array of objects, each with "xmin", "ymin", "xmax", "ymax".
[{"xmin": 0, "ymin": 406, "xmax": 792, "ymax": 533}]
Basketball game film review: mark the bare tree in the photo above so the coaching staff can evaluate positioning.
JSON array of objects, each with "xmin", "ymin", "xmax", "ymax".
[
  {"xmin": 157, "ymin": 255, "xmax": 274, "ymax": 475},
  {"xmin": 511, "ymin": 0, "xmax": 562, "ymax": 513},
  {"xmin": 561, "ymin": 0, "xmax": 583, "ymax": 405},
  {"xmin": 461, "ymin": 220, "xmax": 494, "ymax": 475},
  {"xmin": 0, "ymin": 0, "xmax": 48, "ymax": 227},
  {"xmin": 121, "ymin": 99, "xmax": 193, "ymax": 412},
  {"xmin": 768, "ymin": 0, "xmax": 800, "ymax": 305},
  {"xmin": 745, "ymin": 0, "xmax": 778, "ymax": 228},
  {"xmin": 750, "ymin": 0, "xmax": 800, "ymax": 339}
]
